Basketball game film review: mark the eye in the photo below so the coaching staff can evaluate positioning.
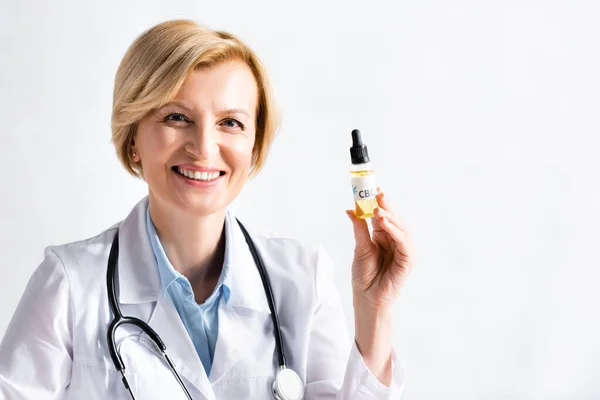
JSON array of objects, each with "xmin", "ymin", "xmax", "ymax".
[
  {"xmin": 163, "ymin": 113, "xmax": 190, "ymax": 123},
  {"xmin": 220, "ymin": 118, "xmax": 244, "ymax": 130}
]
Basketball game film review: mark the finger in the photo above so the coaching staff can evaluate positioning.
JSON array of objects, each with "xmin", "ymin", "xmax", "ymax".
[
  {"xmin": 345, "ymin": 209, "xmax": 371, "ymax": 246},
  {"xmin": 374, "ymin": 207, "xmax": 407, "ymax": 233},
  {"xmin": 375, "ymin": 189, "xmax": 408, "ymax": 231},
  {"xmin": 371, "ymin": 210, "xmax": 383, "ymax": 231},
  {"xmin": 376, "ymin": 213, "xmax": 413, "ymax": 257},
  {"xmin": 375, "ymin": 188, "xmax": 397, "ymax": 217}
]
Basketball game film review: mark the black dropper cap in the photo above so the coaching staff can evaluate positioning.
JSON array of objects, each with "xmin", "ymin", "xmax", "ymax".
[{"xmin": 350, "ymin": 129, "xmax": 370, "ymax": 164}]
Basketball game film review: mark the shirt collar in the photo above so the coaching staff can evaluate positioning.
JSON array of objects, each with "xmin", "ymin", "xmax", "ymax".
[{"xmin": 145, "ymin": 205, "xmax": 232, "ymax": 304}]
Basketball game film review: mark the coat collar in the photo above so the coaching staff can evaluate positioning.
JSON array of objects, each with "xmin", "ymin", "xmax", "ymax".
[
  {"xmin": 116, "ymin": 196, "xmax": 270, "ymax": 314},
  {"xmin": 117, "ymin": 196, "xmax": 160, "ymax": 304}
]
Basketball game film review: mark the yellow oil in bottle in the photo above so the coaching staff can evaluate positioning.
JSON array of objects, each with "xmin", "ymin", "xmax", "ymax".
[{"xmin": 350, "ymin": 169, "xmax": 378, "ymax": 219}]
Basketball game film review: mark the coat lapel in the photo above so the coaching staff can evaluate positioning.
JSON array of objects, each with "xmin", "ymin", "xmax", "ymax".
[
  {"xmin": 144, "ymin": 295, "xmax": 213, "ymax": 399},
  {"xmin": 208, "ymin": 211, "xmax": 275, "ymax": 384},
  {"xmin": 115, "ymin": 197, "xmax": 214, "ymax": 399}
]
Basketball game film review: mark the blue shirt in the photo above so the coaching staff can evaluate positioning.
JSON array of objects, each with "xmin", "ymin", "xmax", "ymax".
[{"xmin": 145, "ymin": 206, "xmax": 232, "ymax": 376}]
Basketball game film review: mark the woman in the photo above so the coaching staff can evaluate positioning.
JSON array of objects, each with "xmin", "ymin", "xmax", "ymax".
[{"xmin": 0, "ymin": 19, "xmax": 414, "ymax": 399}]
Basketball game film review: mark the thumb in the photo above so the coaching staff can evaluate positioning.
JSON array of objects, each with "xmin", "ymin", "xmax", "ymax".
[{"xmin": 345, "ymin": 209, "xmax": 372, "ymax": 249}]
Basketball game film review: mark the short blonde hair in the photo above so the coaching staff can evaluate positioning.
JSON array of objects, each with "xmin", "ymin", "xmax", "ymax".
[{"xmin": 111, "ymin": 19, "xmax": 280, "ymax": 178}]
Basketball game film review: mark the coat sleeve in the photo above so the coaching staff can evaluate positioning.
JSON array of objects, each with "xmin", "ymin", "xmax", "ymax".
[
  {"xmin": 304, "ymin": 247, "xmax": 406, "ymax": 399},
  {"xmin": 0, "ymin": 247, "xmax": 73, "ymax": 399}
]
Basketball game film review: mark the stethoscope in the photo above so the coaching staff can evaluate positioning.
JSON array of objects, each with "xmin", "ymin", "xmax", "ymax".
[{"xmin": 106, "ymin": 219, "xmax": 304, "ymax": 400}]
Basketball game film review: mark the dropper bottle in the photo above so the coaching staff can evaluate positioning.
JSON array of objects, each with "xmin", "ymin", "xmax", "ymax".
[{"xmin": 349, "ymin": 129, "xmax": 378, "ymax": 219}]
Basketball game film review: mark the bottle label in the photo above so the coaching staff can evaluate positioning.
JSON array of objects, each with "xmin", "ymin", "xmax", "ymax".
[{"xmin": 351, "ymin": 174, "xmax": 378, "ymax": 201}]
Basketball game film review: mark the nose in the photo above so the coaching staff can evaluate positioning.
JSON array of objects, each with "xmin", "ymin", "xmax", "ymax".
[{"xmin": 185, "ymin": 123, "xmax": 217, "ymax": 161}]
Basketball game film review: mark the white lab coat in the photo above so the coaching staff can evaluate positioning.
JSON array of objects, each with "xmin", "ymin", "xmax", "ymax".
[{"xmin": 0, "ymin": 197, "xmax": 405, "ymax": 399}]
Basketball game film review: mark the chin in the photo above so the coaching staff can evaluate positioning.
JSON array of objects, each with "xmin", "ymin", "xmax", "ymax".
[{"xmin": 174, "ymin": 194, "xmax": 229, "ymax": 217}]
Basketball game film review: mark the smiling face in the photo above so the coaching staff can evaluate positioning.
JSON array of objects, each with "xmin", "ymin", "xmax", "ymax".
[{"xmin": 131, "ymin": 59, "xmax": 259, "ymax": 217}]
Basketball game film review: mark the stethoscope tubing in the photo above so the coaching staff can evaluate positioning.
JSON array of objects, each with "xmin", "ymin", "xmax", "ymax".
[{"xmin": 105, "ymin": 219, "xmax": 288, "ymax": 399}]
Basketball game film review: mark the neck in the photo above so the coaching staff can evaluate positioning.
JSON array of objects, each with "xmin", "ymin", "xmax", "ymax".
[{"xmin": 148, "ymin": 194, "xmax": 226, "ymax": 286}]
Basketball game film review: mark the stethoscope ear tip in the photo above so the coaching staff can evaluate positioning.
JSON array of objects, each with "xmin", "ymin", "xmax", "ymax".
[{"xmin": 272, "ymin": 367, "xmax": 304, "ymax": 400}]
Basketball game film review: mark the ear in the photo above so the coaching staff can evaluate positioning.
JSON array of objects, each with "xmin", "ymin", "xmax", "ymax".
[
  {"xmin": 130, "ymin": 140, "xmax": 140, "ymax": 163},
  {"xmin": 130, "ymin": 123, "xmax": 143, "ymax": 162}
]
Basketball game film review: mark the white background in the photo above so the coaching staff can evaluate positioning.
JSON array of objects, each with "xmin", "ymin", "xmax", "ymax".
[{"xmin": 1, "ymin": 1, "xmax": 599, "ymax": 398}]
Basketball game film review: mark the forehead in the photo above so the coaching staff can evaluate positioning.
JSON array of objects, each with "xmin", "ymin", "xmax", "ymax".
[{"xmin": 171, "ymin": 60, "xmax": 259, "ymax": 115}]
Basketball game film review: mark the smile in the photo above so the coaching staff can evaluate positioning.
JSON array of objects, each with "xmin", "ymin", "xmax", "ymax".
[{"xmin": 173, "ymin": 166, "xmax": 225, "ymax": 182}]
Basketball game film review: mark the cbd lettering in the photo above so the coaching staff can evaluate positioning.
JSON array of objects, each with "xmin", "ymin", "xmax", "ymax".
[{"xmin": 359, "ymin": 188, "xmax": 377, "ymax": 199}]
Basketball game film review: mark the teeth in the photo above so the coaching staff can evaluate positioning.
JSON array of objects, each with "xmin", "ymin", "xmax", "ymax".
[{"xmin": 177, "ymin": 167, "xmax": 220, "ymax": 182}]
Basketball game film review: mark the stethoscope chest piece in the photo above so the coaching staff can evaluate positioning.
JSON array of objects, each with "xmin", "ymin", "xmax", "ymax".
[{"xmin": 272, "ymin": 367, "xmax": 304, "ymax": 400}]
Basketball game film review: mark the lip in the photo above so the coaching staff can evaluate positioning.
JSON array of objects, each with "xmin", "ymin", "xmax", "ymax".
[{"xmin": 175, "ymin": 164, "xmax": 225, "ymax": 173}]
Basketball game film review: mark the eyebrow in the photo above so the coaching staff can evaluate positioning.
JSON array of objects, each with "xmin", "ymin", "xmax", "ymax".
[
  {"xmin": 160, "ymin": 101, "xmax": 251, "ymax": 118},
  {"xmin": 161, "ymin": 100, "xmax": 194, "ymax": 111},
  {"xmin": 217, "ymin": 108, "xmax": 251, "ymax": 118}
]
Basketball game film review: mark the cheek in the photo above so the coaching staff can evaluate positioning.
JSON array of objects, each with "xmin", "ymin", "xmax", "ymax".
[
  {"xmin": 148, "ymin": 134, "xmax": 175, "ymax": 155},
  {"xmin": 226, "ymin": 138, "xmax": 255, "ymax": 171},
  {"xmin": 137, "ymin": 126, "xmax": 180, "ymax": 165}
]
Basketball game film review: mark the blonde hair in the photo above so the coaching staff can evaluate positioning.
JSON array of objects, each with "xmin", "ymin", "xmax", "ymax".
[{"xmin": 111, "ymin": 19, "xmax": 280, "ymax": 178}]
